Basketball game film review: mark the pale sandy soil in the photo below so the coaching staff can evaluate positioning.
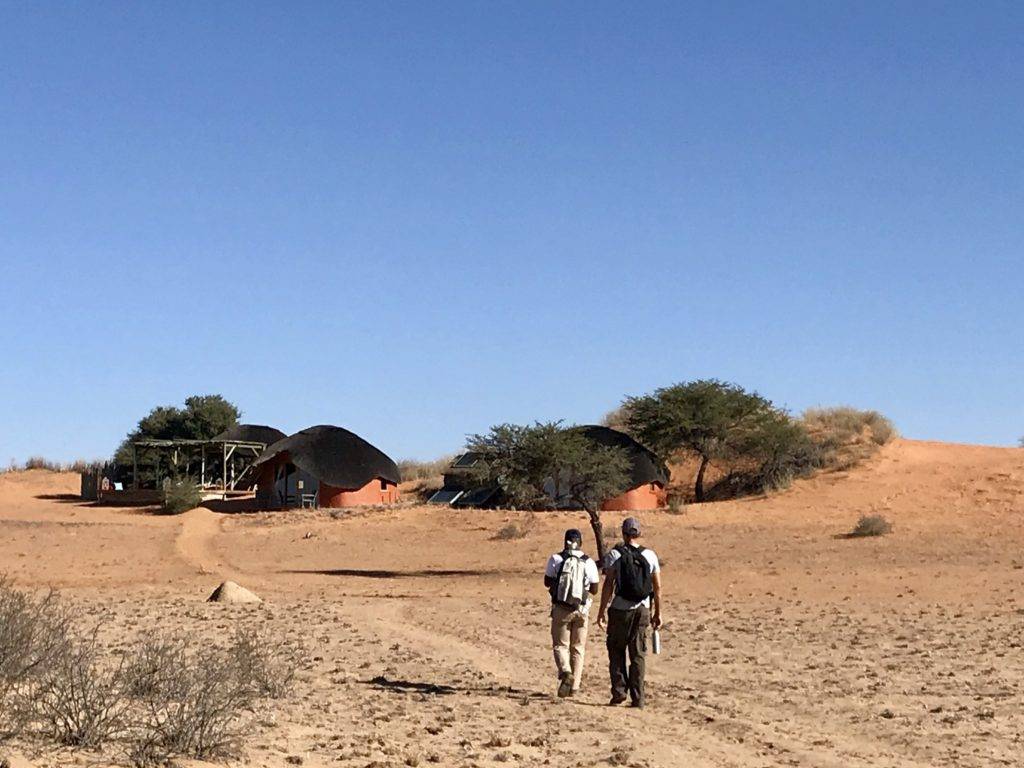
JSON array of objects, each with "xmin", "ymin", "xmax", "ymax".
[{"xmin": 1, "ymin": 438, "xmax": 1022, "ymax": 767}]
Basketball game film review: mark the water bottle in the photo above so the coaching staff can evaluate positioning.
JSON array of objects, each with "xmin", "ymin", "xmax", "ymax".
[{"xmin": 652, "ymin": 629, "xmax": 661, "ymax": 655}]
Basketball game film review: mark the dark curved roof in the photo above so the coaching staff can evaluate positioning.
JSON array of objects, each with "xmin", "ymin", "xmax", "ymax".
[
  {"xmin": 573, "ymin": 425, "xmax": 670, "ymax": 488},
  {"xmin": 252, "ymin": 425, "xmax": 401, "ymax": 489},
  {"xmin": 213, "ymin": 424, "xmax": 288, "ymax": 446}
]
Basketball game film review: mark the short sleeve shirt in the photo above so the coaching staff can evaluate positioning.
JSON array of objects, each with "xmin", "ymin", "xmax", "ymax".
[
  {"xmin": 602, "ymin": 545, "xmax": 660, "ymax": 611},
  {"xmin": 545, "ymin": 551, "xmax": 601, "ymax": 609}
]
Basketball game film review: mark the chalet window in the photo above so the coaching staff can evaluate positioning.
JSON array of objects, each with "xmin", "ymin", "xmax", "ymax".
[{"xmin": 380, "ymin": 479, "xmax": 387, "ymax": 491}]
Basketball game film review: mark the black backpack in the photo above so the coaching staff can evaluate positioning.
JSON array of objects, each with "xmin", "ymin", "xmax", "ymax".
[{"xmin": 614, "ymin": 545, "xmax": 653, "ymax": 602}]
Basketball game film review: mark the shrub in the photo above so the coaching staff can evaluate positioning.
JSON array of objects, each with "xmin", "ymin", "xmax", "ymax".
[
  {"xmin": 161, "ymin": 481, "xmax": 202, "ymax": 515},
  {"xmin": 494, "ymin": 523, "xmax": 526, "ymax": 540},
  {"xmin": 127, "ymin": 629, "xmax": 298, "ymax": 765},
  {"xmin": 0, "ymin": 579, "xmax": 298, "ymax": 764},
  {"xmin": 29, "ymin": 637, "xmax": 127, "ymax": 748},
  {"xmin": 666, "ymin": 492, "xmax": 686, "ymax": 515},
  {"xmin": 121, "ymin": 635, "xmax": 190, "ymax": 700},
  {"xmin": 129, "ymin": 652, "xmax": 249, "ymax": 764},
  {"xmin": 493, "ymin": 513, "xmax": 536, "ymax": 541},
  {"xmin": 846, "ymin": 514, "xmax": 893, "ymax": 538},
  {"xmin": 23, "ymin": 456, "xmax": 60, "ymax": 471},
  {"xmin": 600, "ymin": 405, "xmax": 633, "ymax": 435},
  {"xmin": 396, "ymin": 457, "xmax": 452, "ymax": 482},
  {"xmin": 802, "ymin": 407, "xmax": 897, "ymax": 449},
  {"xmin": 0, "ymin": 578, "xmax": 72, "ymax": 734},
  {"xmin": 226, "ymin": 628, "xmax": 297, "ymax": 699}
]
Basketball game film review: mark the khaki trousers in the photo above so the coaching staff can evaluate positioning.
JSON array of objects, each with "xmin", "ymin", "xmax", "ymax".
[{"xmin": 550, "ymin": 603, "xmax": 590, "ymax": 691}]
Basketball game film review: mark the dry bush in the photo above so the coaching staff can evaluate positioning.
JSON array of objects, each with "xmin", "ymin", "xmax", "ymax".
[
  {"xmin": 127, "ymin": 628, "xmax": 298, "ymax": 764},
  {"xmin": 846, "ymin": 514, "xmax": 893, "ymax": 538},
  {"xmin": 493, "ymin": 513, "xmax": 536, "ymax": 541},
  {"xmin": 396, "ymin": 456, "xmax": 452, "ymax": 482},
  {"xmin": 401, "ymin": 476, "xmax": 444, "ymax": 503},
  {"xmin": 0, "ymin": 578, "xmax": 72, "ymax": 734},
  {"xmin": 802, "ymin": 407, "xmax": 897, "ymax": 449},
  {"xmin": 29, "ymin": 637, "xmax": 128, "ymax": 748},
  {"xmin": 226, "ymin": 628, "xmax": 297, "ymax": 699},
  {"xmin": 121, "ymin": 635, "xmax": 190, "ymax": 701},
  {"xmin": 68, "ymin": 459, "xmax": 105, "ymax": 474},
  {"xmin": 666, "ymin": 492, "xmax": 686, "ymax": 515},
  {"xmin": 128, "ymin": 653, "xmax": 249, "ymax": 765},
  {"xmin": 0, "ymin": 579, "xmax": 298, "ymax": 765},
  {"xmin": 23, "ymin": 456, "xmax": 61, "ymax": 471},
  {"xmin": 494, "ymin": 522, "xmax": 526, "ymax": 540},
  {"xmin": 160, "ymin": 481, "xmax": 202, "ymax": 515}
]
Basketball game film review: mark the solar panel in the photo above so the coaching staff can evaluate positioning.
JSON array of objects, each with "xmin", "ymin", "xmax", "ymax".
[
  {"xmin": 454, "ymin": 486, "xmax": 499, "ymax": 507},
  {"xmin": 452, "ymin": 453, "xmax": 480, "ymax": 468},
  {"xmin": 427, "ymin": 489, "xmax": 464, "ymax": 505}
]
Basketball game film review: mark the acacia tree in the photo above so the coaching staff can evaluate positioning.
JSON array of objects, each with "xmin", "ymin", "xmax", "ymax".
[
  {"xmin": 624, "ymin": 379, "xmax": 779, "ymax": 502},
  {"xmin": 465, "ymin": 422, "xmax": 630, "ymax": 560}
]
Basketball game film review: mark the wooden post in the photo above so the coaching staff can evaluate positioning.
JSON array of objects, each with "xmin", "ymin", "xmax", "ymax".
[
  {"xmin": 132, "ymin": 444, "xmax": 138, "ymax": 490},
  {"xmin": 222, "ymin": 442, "xmax": 227, "ymax": 497},
  {"xmin": 201, "ymin": 446, "xmax": 206, "ymax": 489}
]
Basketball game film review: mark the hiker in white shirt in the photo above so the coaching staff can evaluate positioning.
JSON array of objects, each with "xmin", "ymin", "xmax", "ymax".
[
  {"xmin": 597, "ymin": 516, "xmax": 662, "ymax": 708},
  {"xmin": 544, "ymin": 528, "xmax": 600, "ymax": 698}
]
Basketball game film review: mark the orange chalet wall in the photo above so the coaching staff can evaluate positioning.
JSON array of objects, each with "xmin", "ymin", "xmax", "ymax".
[
  {"xmin": 253, "ymin": 451, "xmax": 399, "ymax": 508},
  {"xmin": 319, "ymin": 478, "xmax": 399, "ymax": 507},
  {"xmin": 601, "ymin": 482, "xmax": 667, "ymax": 512}
]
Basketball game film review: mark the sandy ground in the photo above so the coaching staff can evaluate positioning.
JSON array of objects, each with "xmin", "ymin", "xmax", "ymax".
[{"xmin": 1, "ymin": 438, "xmax": 1022, "ymax": 767}]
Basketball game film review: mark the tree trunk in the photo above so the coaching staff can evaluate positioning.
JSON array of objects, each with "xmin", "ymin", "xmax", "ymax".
[
  {"xmin": 585, "ymin": 505, "xmax": 607, "ymax": 564},
  {"xmin": 695, "ymin": 455, "xmax": 710, "ymax": 503}
]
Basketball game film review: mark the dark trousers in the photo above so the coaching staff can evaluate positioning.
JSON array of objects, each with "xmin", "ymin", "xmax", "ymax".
[{"xmin": 606, "ymin": 605, "xmax": 650, "ymax": 704}]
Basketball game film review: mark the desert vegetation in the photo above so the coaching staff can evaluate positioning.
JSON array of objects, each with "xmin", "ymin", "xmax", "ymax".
[
  {"xmin": 397, "ymin": 456, "xmax": 452, "ymax": 481},
  {"xmin": 113, "ymin": 394, "xmax": 242, "ymax": 486},
  {"xmin": 5, "ymin": 458, "xmax": 104, "ymax": 474},
  {"xmin": 397, "ymin": 456, "xmax": 452, "ymax": 501},
  {"xmin": 160, "ymin": 481, "xmax": 203, "ymax": 515},
  {"xmin": 611, "ymin": 381, "xmax": 897, "ymax": 503},
  {"xmin": 624, "ymin": 380, "xmax": 819, "ymax": 501},
  {"xmin": 0, "ymin": 578, "xmax": 298, "ymax": 766},
  {"xmin": 467, "ymin": 421, "xmax": 631, "ymax": 558},
  {"xmin": 844, "ymin": 514, "xmax": 894, "ymax": 538}
]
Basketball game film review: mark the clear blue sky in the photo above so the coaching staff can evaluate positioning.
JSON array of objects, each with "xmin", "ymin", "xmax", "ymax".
[{"xmin": 1, "ymin": 1, "xmax": 1021, "ymax": 464}]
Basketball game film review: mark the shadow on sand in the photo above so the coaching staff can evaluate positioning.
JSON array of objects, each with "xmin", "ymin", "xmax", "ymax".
[
  {"xmin": 280, "ymin": 568, "xmax": 500, "ymax": 579},
  {"xmin": 365, "ymin": 675, "xmax": 547, "ymax": 701},
  {"xmin": 200, "ymin": 498, "xmax": 263, "ymax": 514},
  {"xmin": 34, "ymin": 493, "xmax": 160, "ymax": 510}
]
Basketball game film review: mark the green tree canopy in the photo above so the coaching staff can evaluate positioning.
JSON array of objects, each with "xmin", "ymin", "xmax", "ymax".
[
  {"xmin": 114, "ymin": 395, "xmax": 241, "ymax": 467},
  {"xmin": 465, "ymin": 421, "xmax": 631, "ymax": 559},
  {"xmin": 624, "ymin": 379, "xmax": 782, "ymax": 501}
]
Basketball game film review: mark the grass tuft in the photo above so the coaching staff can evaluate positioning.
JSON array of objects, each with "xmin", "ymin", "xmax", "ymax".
[{"xmin": 845, "ymin": 514, "xmax": 893, "ymax": 538}]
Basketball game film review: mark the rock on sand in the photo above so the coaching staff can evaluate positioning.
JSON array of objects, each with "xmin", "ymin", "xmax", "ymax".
[{"xmin": 207, "ymin": 580, "xmax": 262, "ymax": 604}]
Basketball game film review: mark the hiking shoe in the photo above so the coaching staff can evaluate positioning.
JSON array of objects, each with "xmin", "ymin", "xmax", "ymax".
[
  {"xmin": 608, "ymin": 693, "xmax": 628, "ymax": 706},
  {"xmin": 630, "ymin": 699, "xmax": 645, "ymax": 709},
  {"xmin": 557, "ymin": 672, "xmax": 574, "ymax": 698}
]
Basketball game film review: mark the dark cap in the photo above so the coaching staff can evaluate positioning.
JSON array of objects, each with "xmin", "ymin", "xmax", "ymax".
[
  {"xmin": 621, "ymin": 517, "xmax": 641, "ymax": 536},
  {"xmin": 564, "ymin": 528, "xmax": 583, "ymax": 546}
]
